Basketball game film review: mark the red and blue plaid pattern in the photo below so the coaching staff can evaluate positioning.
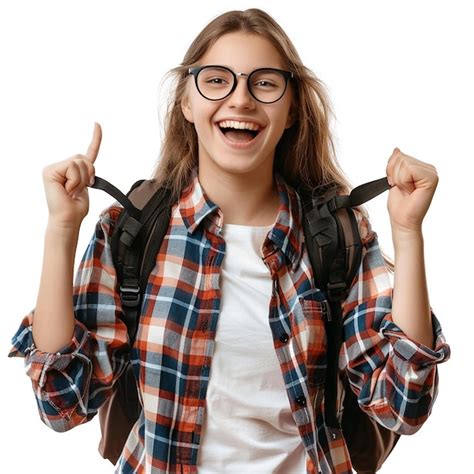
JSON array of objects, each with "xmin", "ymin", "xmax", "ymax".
[{"xmin": 9, "ymin": 167, "xmax": 450, "ymax": 473}]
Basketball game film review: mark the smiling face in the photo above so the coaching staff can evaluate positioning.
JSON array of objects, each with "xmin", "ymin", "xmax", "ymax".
[{"xmin": 181, "ymin": 32, "xmax": 295, "ymax": 180}]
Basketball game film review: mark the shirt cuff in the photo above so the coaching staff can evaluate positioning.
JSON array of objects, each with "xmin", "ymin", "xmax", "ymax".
[
  {"xmin": 380, "ymin": 310, "xmax": 451, "ymax": 367},
  {"xmin": 8, "ymin": 311, "xmax": 91, "ymax": 387}
]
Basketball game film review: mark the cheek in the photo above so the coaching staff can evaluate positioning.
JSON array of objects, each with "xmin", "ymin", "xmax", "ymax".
[
  {"xmin": 190, "ymin": 111, "xmax": 217, "ymax": 145},
  {"xmin": 273, "ymin": 93, "xmax": 293, "ymax": 125},
  {"xmin": 270, "ymin": 107, "xmax": 292, "ymax": 133},
  {"xmin": 192, "ymin": 102, "xmax": 220, "ymax": 130}
]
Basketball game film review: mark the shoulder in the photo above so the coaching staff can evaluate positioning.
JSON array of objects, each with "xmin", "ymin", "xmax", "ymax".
[
  {"xmin": 350, "ymin": 206, "xmax": 377, "ymax": 246},
  {"xmin": 95, "ymin": 203, "xmax": 124, "ymax": 240},
  {"xmin": 99, "ymin": 203, "xmax": 123, "ymax": 222}
]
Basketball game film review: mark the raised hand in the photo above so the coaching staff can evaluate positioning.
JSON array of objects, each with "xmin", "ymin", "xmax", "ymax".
[
  {"xmin": 385, "ymin": 147, "xmax": 439, "ymax": 235},
  {"xmin": 42, "ymin": 122, "xmax": 102, "ymax": 229}
]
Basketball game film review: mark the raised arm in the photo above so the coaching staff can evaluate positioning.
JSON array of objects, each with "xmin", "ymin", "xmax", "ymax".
[{"xmin": 33, "ymin": 122, "xmax": 102, "ymax": 352}]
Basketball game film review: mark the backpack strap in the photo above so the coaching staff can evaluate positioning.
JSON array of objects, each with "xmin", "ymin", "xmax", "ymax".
[
  {"xmin": 301, "ymin": 177, "xmax": 391, "ymax": 430},
  {"xmin": 91, "ymin": 176, "xmax": 174, "ymax": 345},
  {"xmin": 92, "ymin": 176, "xmax": 142, "ymax": 221},
  {"xmin": 92, "ymin": 177, "xmax": 175, "ymax": 465}
]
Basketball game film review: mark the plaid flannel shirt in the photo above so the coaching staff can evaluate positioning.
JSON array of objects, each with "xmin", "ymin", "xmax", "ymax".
[{"xmin": 9, "ymin": 167, "xmax": 451, "ymax": 473}]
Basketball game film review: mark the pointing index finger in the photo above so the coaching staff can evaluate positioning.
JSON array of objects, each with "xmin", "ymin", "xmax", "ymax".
[{"xmin": 85, "ymin": 122, "xmax": 102, "ymax": 163}]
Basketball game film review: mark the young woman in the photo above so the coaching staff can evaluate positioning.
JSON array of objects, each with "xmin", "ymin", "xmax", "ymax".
[{"xmin": 9, "ymin": 8, "xmax": 450, "ymax": 474}]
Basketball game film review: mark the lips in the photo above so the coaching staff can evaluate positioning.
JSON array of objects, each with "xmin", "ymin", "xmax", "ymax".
[
  {"xmin": 215, "ymin": 123, "xmax": 264, "ymax": 149},
  {"xmin": 216, "ymin": 119, "xmax": 264, "ymax": 131}
]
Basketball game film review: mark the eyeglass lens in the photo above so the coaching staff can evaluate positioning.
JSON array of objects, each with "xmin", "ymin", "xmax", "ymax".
[{"xmin": 196, "ymin": 66, "xmax": 287, "ymax": 103}]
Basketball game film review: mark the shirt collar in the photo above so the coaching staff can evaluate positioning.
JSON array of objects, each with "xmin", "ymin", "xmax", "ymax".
[
  {"xmin": 178, "ymin": 166, "xmax": 221, "ymax": 234},
  {"xmin": 179, "ymin": 166, "xmax": 304, "ymax": 272}
]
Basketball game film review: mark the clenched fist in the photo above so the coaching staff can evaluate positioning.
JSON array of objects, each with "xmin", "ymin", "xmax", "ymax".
[{"xmin": 42, "ymin": 122, "xmax": 102, "ymax": 229}]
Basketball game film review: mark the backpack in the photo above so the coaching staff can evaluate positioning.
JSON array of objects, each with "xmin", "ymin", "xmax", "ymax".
[{"xmin": 90, "ymin": 174, "xmax": 399, "ymax": 473}]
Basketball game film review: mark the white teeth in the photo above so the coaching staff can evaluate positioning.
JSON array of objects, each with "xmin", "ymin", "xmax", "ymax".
[{"xmin": 217, "ymin": 120, "xmax": 261, "ymax": 131}]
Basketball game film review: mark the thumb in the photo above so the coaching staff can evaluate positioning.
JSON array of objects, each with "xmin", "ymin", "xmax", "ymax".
[{"xmin": 85, "ymin": 122, "xmax": 102, "ymax": 163}]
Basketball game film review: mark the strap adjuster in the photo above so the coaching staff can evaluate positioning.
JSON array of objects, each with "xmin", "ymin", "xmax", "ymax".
[{"xmin": 120, "ymin": 284, "xmax": 141, "ymax": 307}]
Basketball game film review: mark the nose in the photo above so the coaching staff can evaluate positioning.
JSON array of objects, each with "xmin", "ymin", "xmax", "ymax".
[{"xmin": 226, "ymin": 75, "xmax": 255, "ymax": 109}]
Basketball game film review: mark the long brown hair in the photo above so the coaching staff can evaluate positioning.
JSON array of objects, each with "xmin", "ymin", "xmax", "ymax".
[{"xmin": 152, "ymin": 8, "xmax": 394, "ymax": 271}]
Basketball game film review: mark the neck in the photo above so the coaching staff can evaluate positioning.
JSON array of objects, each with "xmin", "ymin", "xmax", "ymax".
[{"xmin": 198, "ymin": 161, "xmax": 280, "ymax": 227}]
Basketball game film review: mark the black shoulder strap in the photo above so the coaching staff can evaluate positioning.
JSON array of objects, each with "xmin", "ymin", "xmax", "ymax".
[
  {"xmin": 91, "ymin": 176, "xmax": 174, "ymax": 345},
  {"xmin": 302, "ymin": 177, "xmax": 391, "ymax": 429},
  {"xmin": 92, "ymin": 176, "xmax": 142, "ymax": 221}
]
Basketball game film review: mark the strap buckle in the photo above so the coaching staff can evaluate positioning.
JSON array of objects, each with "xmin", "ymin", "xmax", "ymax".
[{"xmin": 120, "ymin": 284, "xmax": 141, "ymax": 307}]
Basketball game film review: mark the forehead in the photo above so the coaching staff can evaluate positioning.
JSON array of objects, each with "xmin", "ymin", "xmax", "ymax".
[{"xmin": 199, "ymin": 32, "xmax": 286, "ymax": 71}]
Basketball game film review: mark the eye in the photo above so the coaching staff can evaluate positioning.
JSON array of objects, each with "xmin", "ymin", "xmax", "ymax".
[
  {"xmin": 207, "ymin": 77, "xmax": 228, "ymax": 85},
  {"xmin": 254, "ymin": 80, "xmax": 277, "ymax": 89},
  {"xmin": 250, "ymin": 70, "xmax": 284, "ymax": 90},
  {"xmin": 198, "ymin": 67, "xmax": 233, "ymax": 88}
]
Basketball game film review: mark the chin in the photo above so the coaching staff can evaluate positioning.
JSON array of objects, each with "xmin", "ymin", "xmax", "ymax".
[{"xmin": 211, "ymin": 155, "xmax": 270, "ymax": 177}]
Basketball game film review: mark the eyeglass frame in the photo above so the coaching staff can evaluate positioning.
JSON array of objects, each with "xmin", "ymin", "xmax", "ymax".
[{"xmin": 186, "ymin": 65, "xmax": 295, "ymax": 104}]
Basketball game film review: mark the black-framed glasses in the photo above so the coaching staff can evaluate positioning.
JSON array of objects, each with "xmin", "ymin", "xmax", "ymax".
[{"xmin": 186, "ymin": 65, "xmax": 294, "ymax": 104}]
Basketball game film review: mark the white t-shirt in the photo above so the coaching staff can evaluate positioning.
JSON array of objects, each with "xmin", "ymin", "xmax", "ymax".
[{"xmin": 196, "ymin": 222, "xmax": 307, "ymax": 473}]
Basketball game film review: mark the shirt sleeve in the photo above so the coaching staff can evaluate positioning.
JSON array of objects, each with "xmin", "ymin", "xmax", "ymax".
[
  {"xmin": 8, "ymin": 205, "xmax": 130, "ymax": 432},
  {"xmin": 340, "ymin": 209, "xmax": 451, "ymax": 435}
]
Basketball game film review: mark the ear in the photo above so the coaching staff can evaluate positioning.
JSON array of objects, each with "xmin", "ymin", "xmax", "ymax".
[
  {"xmin": 181, "ymin": 94, "xmax": 194, "ymax": 123},
  {"xmin": 285, "ymin": 108, "xmax": 296, "ymax": 129}
]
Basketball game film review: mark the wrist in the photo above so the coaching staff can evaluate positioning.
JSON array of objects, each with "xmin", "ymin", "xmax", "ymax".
[
  {"xmin": 46, "ymin": 218, "xmax": 81, "ymax": 244},
  {"xmin": 391, "ymin": 226, "xmax": 424, "ymax": 253}
]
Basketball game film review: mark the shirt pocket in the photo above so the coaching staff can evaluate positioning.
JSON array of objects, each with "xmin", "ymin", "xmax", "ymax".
[{"xmin": 300, "ymin": 299, "xmax": 328, "ymax": 388}]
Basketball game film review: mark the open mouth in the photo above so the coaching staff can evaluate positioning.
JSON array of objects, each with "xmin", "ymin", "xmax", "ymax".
[{"xmin": 216, "ymin": 123, "xmax": 263, "ymax": 144}]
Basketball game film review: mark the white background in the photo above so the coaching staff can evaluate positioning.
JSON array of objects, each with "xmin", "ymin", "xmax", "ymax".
[{"xmin": 1, "ymin": 1, "xmax": 471, "ymax": 472}]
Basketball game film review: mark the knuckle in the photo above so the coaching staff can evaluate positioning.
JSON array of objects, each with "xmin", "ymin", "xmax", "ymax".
[
  {"xmin": 69, "ymin": 161, "xmax": 80, "ymax": 171},
  {"xmin": 72, "ymin": 156, "xmax": 85, "ymax": 165},
  {"xmin": 75, "ymin": 160, "xmax": 87, "ymax": 171}
]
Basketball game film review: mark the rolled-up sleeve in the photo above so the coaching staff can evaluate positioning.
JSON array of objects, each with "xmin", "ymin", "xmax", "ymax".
[
  {"xmin": 8, "ymin": 205, "xmax": 130, "ymax": 432},
  {"xmin": 340, "ymin": 210, "xmax": 451, "ymax": 435}
]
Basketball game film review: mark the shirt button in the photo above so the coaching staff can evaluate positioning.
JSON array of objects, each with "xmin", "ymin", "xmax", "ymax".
[
  {"xmin": 279, "ymin": 332, "xmax": 290, "ymax": 343},
  {"xmin": 296, "ymin": 396, "xmax": 306, "ymax": 407}
]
